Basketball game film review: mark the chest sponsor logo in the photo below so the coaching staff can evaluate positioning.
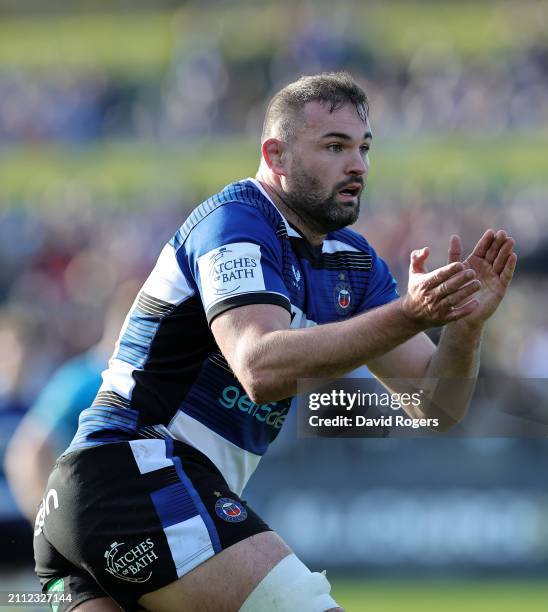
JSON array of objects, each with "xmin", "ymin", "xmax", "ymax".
[
  {"xmin": 34, "ymin": 488, "xmax": 59, "ymax": 537},
  {"xmin": 334, "ymin": 281, "xmax": 353, "ymax": 314},
  {"xmin": 218, "ymin": 385, "xmax": 288, "ymax": 429},
  {"xmin": 104, "ymin": 538, "xmax": 158, "ymax": 583},
  {"xmin": 215, "ymin": 497, "xmax": 248, "ymax": 523},
  {"xmin": 198, "ymin": 242, "xmax": 266, "ymax": 309}
]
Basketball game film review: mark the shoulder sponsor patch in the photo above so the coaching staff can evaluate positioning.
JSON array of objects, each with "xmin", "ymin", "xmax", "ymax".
[{"xmin": 197, "ymin": 242, "xmax": 265, "ymax": 310}]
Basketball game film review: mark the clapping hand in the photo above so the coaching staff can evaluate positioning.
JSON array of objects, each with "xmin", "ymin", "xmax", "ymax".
[
  {"xmin": 402, "ymin": 230, "xmax": 516, "ymax": 329},
  {"xmin": 446, "ymin": 230, "xmax": 517, "ymax": 328}
]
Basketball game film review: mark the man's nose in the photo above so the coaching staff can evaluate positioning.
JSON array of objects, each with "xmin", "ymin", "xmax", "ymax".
[{"xmin": 346, "ymin": 151, "xmax": 369, "ymax": 176}]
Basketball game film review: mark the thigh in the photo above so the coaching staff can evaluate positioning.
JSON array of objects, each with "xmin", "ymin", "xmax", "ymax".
[
  {"xmin": 38, "ymin": 438, "xmax": 272, "ymax": 611},
  {"xmin": 34, "ymin": 497, "xmax": 113, "ymax": 612},
  {"xmin": 138, "ymin": 531, "xmax": 292, "ymax": 612}
]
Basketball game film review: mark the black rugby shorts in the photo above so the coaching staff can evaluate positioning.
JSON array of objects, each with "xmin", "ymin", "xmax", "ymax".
[{"xmin": 33, "ymin": 438, "xmax": 270, "ymax": 611}]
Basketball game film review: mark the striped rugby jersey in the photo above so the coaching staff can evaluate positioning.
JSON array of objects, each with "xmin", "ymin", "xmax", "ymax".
[{"xmin": 66, "ymin": 178, "xmax": 399, "ymax": 494}]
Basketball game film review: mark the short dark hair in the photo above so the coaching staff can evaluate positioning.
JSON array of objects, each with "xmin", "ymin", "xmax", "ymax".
[{"xmin": 262, "ymin": 72, "xmax": 369, "ymax": 142}]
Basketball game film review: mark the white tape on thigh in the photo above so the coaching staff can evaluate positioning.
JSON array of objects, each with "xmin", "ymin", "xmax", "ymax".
[{"xmin": 239, "ymin": 553, "xmax": 338, "ymax": 612}]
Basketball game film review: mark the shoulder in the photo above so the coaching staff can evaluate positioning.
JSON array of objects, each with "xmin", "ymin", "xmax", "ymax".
[{"xmin": 171, "ymin": 180, "xmax": 284, "ymax": 252}]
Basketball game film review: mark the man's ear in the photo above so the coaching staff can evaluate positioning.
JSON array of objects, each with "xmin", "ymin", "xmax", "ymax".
[{"xmin": 261, "ymin": 138, "xmax": 287, "ymax": 177}]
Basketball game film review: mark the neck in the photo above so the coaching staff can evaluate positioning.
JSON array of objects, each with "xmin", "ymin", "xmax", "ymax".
[{"xmin": 254, "ymin": 171, "xmax": 326, "ymax": 246}]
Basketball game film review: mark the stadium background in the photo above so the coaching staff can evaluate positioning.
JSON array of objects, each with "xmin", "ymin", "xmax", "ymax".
[{"xmin": 1, "ymin": 1, "xmax": 548, "ymax": 610}]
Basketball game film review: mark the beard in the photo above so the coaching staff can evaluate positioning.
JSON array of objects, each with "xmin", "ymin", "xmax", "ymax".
[{"xmin": 284, "ymin": 157, "xmax": 362, "ymax": 233}]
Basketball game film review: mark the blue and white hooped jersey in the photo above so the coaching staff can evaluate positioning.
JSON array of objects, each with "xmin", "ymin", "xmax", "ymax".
[{"xmin": 67, "ymin": 178, "xmax": 399, "ymax": 494}]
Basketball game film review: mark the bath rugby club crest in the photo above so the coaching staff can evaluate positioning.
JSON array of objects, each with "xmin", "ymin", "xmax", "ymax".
[
  {"xmin": 334, "ymin": 281, "xmax": 352, "ymax": 314},
  {"xmin": 215, "ymin": 498, "xmax": 248, "ymax": 523}
]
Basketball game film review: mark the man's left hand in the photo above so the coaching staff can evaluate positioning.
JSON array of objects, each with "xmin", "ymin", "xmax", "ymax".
[{"xmin": 447, "ymin": 230, "xmax": 517, "ymax": 329}]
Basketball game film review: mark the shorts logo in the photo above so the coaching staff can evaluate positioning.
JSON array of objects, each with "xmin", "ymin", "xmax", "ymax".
[
  {"xmin": 215, "ymin": 498, "xmax": 248, "ymax": 523},
  {"xmin": 198, "ymin": 242, "xmax": 266, "ymax": 310},
  {"xmin": 334, "ymin": 281, "xmax": 352, "ymax": 314},
  {"xmin": 104, "ymin": 538, "xmax": 158, "ymax": 583},
  {"xmin": 34, "ymin": 488, "xmax": 59, "ymax": 537}
]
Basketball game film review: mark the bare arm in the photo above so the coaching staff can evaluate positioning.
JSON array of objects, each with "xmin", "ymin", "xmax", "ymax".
[
  {"xmin": 367, "ymin": 324, "xmax": 482, "ymax": 430},
  {"xmin": 368, "ymin": 230, "xmax": 517, "ymax": 429},
  {"xmin": 4, "ymin": 418, "xmax": 58, "ymax": 523},
  {"xmin": 212, "ymin": 230, "xmax": 514, "ymax": 431},
  {"xmin": 212, "ymin": 257, "xmax": 479, "ymax": 403}
]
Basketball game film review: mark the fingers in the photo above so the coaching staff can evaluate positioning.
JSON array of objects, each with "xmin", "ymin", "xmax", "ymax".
[
  {"xmin": 435, "ymin": 268, "xmax": 476, "ymax": 297},
  {"xmin": 485, "ymin": 230, "xmax": 508, "ymax": 264},
  {"xmin": 492, "ymin": 237, "xmax": 515, "ymax": 275},
  {"xmin": 471, "ymin": 229, "xmax": 496, "ymax": 258},
  {"xmin": 438, "ymin": 278, "xmax": 482, "ymax": 309},
  {"xmin": 405, "ymin": 261, "xmax": 480, "ymax": 326},
  {"xmin": 447, "ymin": 234, "xmax": 462, "ymax": 264},
  {"xmin": 422, "ymin": 261, "xmax": 465, "ymax": 290},
  {"xmin": 410, "ymin": 247, "xmax": 429, "ymax": 274},
  {"xmin": 500, "ymin": 252, "xmax": 517, "ymax": 288},
  {"xmin": 446, "ymin": 299, "xmax": 479, "ymax": 322}
]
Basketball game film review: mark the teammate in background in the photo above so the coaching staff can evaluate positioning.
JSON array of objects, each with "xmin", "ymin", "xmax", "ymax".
[
  {"xmin": 33, "ymin": 73, "xmax": 516, "ymax": 612},
  {"xmin": 5, "ymin": 281, "xmax": 138, "ymax": 523}
]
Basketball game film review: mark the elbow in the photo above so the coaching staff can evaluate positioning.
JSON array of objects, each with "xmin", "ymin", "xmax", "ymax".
[
  {"xmin": 239, "ymin": 364, "xmax": 289, "ymax": 405},
  {"xmin": 242, "ymin": 374, "xmax": 281, "ymax": 405},
  {"xmin": 233, "ymin": 336, "xmax": 294, "ymax": 404}
]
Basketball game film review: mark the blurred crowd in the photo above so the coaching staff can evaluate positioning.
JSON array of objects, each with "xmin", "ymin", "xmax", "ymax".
[{"xmin": 2, "ymin": 21, "xmax": 548, "ymax": 141}]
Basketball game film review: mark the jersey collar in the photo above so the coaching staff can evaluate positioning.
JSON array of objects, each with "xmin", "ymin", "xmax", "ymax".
[{"xmin": 246, "ymin": 178, "xmax": 302, "ymax": 238}]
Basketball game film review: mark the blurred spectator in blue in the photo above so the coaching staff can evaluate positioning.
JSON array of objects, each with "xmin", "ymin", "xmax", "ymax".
[{"xmin": 4, "ymin": 280, "xmax": 138, "ymax": 523}]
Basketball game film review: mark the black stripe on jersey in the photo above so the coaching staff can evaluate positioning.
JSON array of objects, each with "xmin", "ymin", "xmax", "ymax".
[
  {"xmin": 136, "ymin": 292, "xmax": 176, "ymax": 316},
  {"xmin": 290, "ymin": 237, "xmax": 373, "ymax": 271},
  {"xmin": 275, "ymin": 222, "xmax": 288, "ymax": 239},
  {"xmin": 92, "ymin": 390, "xmax": 131, "ymax": 410},
  {"xmin": 206, "ymin": 291, "xmax": 291, "ymax": 325},
  {"xmin": 136, "ymin": 425, "xmax": 172, "ymax": 440},
  {"xmin": 321, "ymin": 252, "xmax": 373, "ymax": 270},
  {"xmin": 140, "ymin": 465, "xmax": 181, "ymax": 489},
  {"xmin": 208, "ymin": 350, "xmax": 233, "ymax": 374},
  {"xmin": 129, "ymin": 293, "xmax": 215, "ymax": 427}
]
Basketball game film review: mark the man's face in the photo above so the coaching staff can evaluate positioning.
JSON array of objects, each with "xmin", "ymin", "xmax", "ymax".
[{"xmin": 282, "ymin": 101, "xmax": 372, "ymax": 233}]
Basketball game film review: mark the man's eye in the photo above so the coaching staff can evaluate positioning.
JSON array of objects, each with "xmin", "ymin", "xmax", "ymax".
[
  {"xmin": 360, "ymin": 145, "xmax": 370, "ymax": 156},
  {"xmin": 327, "ymin": 143, "xmax": 343, "ymax": 152}
]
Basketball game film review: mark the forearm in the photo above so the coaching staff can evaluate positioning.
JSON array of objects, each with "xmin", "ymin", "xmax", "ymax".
[
  {"xmin": 419, "ymin": 320, "xmax": 484, "ymax": 429},
  {"xmin": 242, "ymin": 298, "xmax": 423, "ymax": 402},
  {"xmin": 428, "ymin": 320, "xmax": 483, "ymax": 378},
  {"xmin": 5, "ymin": 432, "xmax": 57, "ymax": 523}
]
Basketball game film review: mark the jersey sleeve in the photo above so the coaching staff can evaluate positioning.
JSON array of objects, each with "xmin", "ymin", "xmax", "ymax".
[
  {"xmin": 181, "ymin": 203, "xmax": 291, "ymax": 324},
  {"xmin": 357, "ymin": 244, "xmax": 399, "ymax": 312}
]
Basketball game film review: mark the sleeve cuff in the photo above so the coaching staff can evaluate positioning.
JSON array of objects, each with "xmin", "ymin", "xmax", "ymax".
[{"xmin": 206, "ymin": 291, "xmax": 291, "ymax": 325}]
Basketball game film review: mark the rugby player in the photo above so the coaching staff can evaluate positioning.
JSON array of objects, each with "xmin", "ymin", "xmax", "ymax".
[{"xmin": 34, "ymin": 72, "xmax": 516, "ymax": 611}]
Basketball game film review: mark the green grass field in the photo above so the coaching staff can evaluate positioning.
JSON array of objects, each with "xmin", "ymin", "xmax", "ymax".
[
  {"xmin": 0, "ymin": 2, "xmax": 542, "ymax": 70},
  {"xmin": 2, "ymin": 134, "xmax": 547, "ymax": 210},
  {"xmin": 330, "ymin": 579, "xmax": 548, "ymax": 612}
]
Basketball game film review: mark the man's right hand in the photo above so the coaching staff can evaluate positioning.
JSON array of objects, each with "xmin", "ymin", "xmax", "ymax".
[{"xmin": 401, "ymin": 245, "xmax": 481, "ymax": 328}]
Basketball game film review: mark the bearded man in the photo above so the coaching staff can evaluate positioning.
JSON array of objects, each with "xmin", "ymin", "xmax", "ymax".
[{"xmin": 34, "ymin": 72, "xmax": 516, "ymax": 612}]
